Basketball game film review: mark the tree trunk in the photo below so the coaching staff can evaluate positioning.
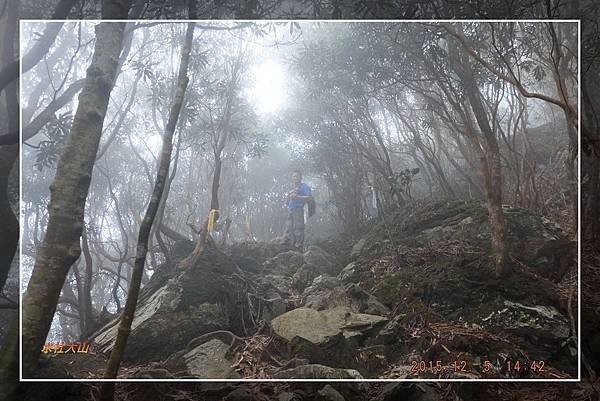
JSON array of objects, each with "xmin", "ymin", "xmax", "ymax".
[
  {"xmin": 21, "ymin": 21, "xmax": 127, "ymax": 378},
  {"xmin": 465, "ymin": 80, "xmax": 509, "ymax": 278},
  {"xmin": 81, "ymin": 226, "xmax": 94, "ymax": 339},
  {"xmin": 100, "ymin": 22, "xmax": 194, "ymax": 393},
  {"xmin": 0, "ymin": 7, "xmax": 20, "ymax": 399},
  {"xmin": 0, "ymin": 152, "xmax": 17, "ymax": 293},
  {"xmin": 455, "ymin": 46, "xmax": 511, "ymax": 279},
  {"xmin": 0, "ymin": 0, "xmax": 18, "ymax": 295},
  {"xmin": 182, "ymin": 46, "xmax": 244, "ymax": 268}
]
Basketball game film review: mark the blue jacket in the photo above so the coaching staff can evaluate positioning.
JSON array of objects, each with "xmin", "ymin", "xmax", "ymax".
[{"xmin": 287, "ymin": 182, "xmax": 311, "ymax": 211}]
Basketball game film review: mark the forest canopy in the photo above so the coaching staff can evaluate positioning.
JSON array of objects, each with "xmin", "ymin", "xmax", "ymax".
[{"xmin": 18, "ymin": 20, "xmax": 578, "ymax": 381}]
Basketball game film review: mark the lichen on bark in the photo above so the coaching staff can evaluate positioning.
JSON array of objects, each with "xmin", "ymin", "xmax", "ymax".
[{"xmin": 20, "ymin": 22, "xmax": 127, "ymax": 378}]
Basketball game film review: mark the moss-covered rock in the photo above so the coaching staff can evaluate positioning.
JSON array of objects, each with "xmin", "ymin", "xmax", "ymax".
[
  {"xmin": 271, "ymin": 307, "xmax": 388, "ymax": 370},
  {"xmin": 263, "ymin": 250, "xmax": 304, "ymax": 275},
  {"xmin": 163, "ymin": 338, "xmax": 240, "ymax": 379},
  {"xmin": 93, "ymin": 246, "xmax": 246, "ymax": 363},
  {"xmin": 339, "ymin": 200, "xmax": 577, "ymax": 376},
  {"xmin": 356, "ymin": 199, "xmax": 573, "ymax": 281},
  {"xmin": 302, "ymin": 275, "xmax": 389, "ymax": 315},
  {"xmin": 303, "ymin": 245, "xmax": 341, "ymax": 276}
]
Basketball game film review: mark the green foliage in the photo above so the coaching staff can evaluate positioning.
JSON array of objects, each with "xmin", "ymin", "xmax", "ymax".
[
  {"xmin": 389, "ymin": 167, "xmax": 419, "ymax": 195},
  {"xmin": 131, "ymin": 59, "xmax": 157, "ymax": 82},
  {"xmin": 34, "ymin": 112, "xmax": 72, "ymax": 171}
]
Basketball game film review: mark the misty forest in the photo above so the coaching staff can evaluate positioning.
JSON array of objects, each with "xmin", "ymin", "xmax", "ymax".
[{"xmin": 14, "ymin": 19, "xmax": 579, "ymax": 383}]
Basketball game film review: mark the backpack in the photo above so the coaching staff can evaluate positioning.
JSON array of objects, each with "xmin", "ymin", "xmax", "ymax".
[{"xmin": 307, "ymin": 197, "xmax": 316, "ymax": 217}]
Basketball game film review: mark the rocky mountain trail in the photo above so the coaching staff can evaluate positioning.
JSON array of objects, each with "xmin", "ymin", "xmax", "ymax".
[{"xmin": 41, "ymin": 199, "xmax": 576, "ymax": 380}]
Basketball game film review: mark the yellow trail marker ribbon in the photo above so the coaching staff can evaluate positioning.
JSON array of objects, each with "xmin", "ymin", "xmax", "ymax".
[{"xmin": 207, "ymin": 209, "xmax": 219, "ymax": 232}]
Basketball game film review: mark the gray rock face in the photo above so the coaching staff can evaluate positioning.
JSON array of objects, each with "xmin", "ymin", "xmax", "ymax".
[
  {"xmin": 271, "ymin": 307, "xmax": 387, "ymax": 345},
  {"xmin": 302, "ymin": 275, "xmax": 389, "ymax": 316},
  {"xmin": 318, "ymin": 385, "xmax": 346, "ymax": 401},
  {"xmin": 292, "ymin": 263, "xmax": 319, "ymax": 291},
  {"xmin": 164, "ymin": 338, "xmax": 240, "ymax": 379},
  {"xmin": 303, "ymin": 246, "xmax": 340, "ymax": 276},
  {"xmin": 407, "ymin": 202, "xmax": 573, "ymax": 281},
  {"xmin": 420, "ymin": 225, "xmax": 457, "ymax": 242},
  {"xmin": 260, "ymin": 246, "xmax": 340, "ymax": 281},
  {"xmin": 503, "ymin": 211, "xmax": 574, "ymax": 280},
  {"xmin": 271, "ymin": 306, "xmax": 387, "ymax": 369},
  {"xmin": 260, "ymin": 288, "xmax": 287, "ymax": 321},
  {"xmin": 256, "ymin": 274, "xmax": 294, "ymax": 297},
  {"xmin": 263, "ymin": 251, "xmax": 305, "ymax": 275},
  {"xmin": 373, "ymin": 314, "xmax": 406, "ymax": 345},
  {"xmin": 305, "ymin": 274, "xmax": 342, "ymax": 292},
  {"xmin": 181, "ymin": 339, "xmax": 239, "ymax": 378},
  {"xmin": 338, "ymin": 262, "xmax": 360, "ymax": 282},
  {"xmin": 256, "ymin": 246, "xmax": 341, "ymax": 292},
  {"xmin": 273, "ymin": 364, "xmax": 363, "ymax": 379},
  {"xmin": 480, "ymin": 300, "xmax": 570, "ymax": 359},
  {"xmin": 93, "ymin": 248, "xmax": 242, "ymax": 362},
  {"xmin": 227, "ymin": 238, "xmax": 291, "ymax": 263}
]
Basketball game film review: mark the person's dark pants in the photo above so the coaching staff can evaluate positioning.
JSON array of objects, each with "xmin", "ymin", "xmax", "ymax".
[{"xmin": 285, "ymin": 207, "xmax": 305, "ymax": 250}]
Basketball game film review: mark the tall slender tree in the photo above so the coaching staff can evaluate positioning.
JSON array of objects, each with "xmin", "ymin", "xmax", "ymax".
[
  {"xmin": 181, "ymin": 37, "xmax": 246, "ymax": 269},
  {"xmin": 449, "ymin": 37, "xmax": 511, "ymax": 278},
  {"xmin": 20, "ymin": 18, "xmax": 129, "ymax": 378},
  {"xmin": 100, "ymin": 21, "xmax": 195, "ymax": 395}
]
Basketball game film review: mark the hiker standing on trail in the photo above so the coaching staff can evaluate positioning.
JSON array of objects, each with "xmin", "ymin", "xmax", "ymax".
[{"xmin": 284, "ymin": 170, "xmax": 313, "ymax": 251}]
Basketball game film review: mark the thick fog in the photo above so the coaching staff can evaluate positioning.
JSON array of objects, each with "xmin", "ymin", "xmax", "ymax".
[{"xmin": 20, "ymin": 21, "xmax": 577, "ymax": 341}]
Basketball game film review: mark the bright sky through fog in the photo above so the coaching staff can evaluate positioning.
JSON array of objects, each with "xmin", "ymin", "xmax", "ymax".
[{"xmin": 250, "ymin": 59, "xmax": 286, "ymax": 113}]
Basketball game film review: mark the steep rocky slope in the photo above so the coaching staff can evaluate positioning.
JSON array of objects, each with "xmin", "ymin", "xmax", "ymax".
[{"xmin": 37, "ymin": 200, "xmax": 577, "ymax": 382}]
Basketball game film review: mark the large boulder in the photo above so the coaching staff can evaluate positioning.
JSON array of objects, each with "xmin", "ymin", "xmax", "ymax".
[
  {"xmin": 259, "ymin": 287, "xmax": 287, "ymax": 322},
  {"xmin": 338, "ymin": 262, "xmax": 360, "ymax": 282},
  {"xmin": 302, "ymin": 275, "xmax": 389, "ymax": 316},
  {"xmin": 255, "ymin": 274, "xmax": 295, "ymax": 298},
  {"xmin": 372, "ymin": 314, "xmax": 406, "ymax": 345},
  {"xmin": 503, "ymin": 210, "xmax": 574, "ymax": 280},
  {"xmin": 318, "ymin": 385, "xmax": 346, "ymax": 401},
  {"xmin": 291, "ymin": 263, "xmax": 319, "ymax": 291},
  {"xmin": 479, "ymin": 300, "xmax": 571, "ymax": 360},
  {"xmin": 303, "ymin": 246, "xmax": 340, "ymax": 276},
  {"xmin": 263, "ymin": 250, "xmax": 304, "ymax": 275},
  {"xmin": 271, "ymin": 307, "xmax": 387, "ymax": 345},
  {"xmin": 163, "ymin": 338, "xmax": 240, "ymax": 379},
  {"xmin": 93, "ymin": 247, "xmax": 245, "ymax": 362},
  {"xmin": 227, "ymin": 238, "xmax": 291, "ymax": 264},
  {"xmin": 271, "ymin": 307, "xmax": 387, "ymax": 369}
]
